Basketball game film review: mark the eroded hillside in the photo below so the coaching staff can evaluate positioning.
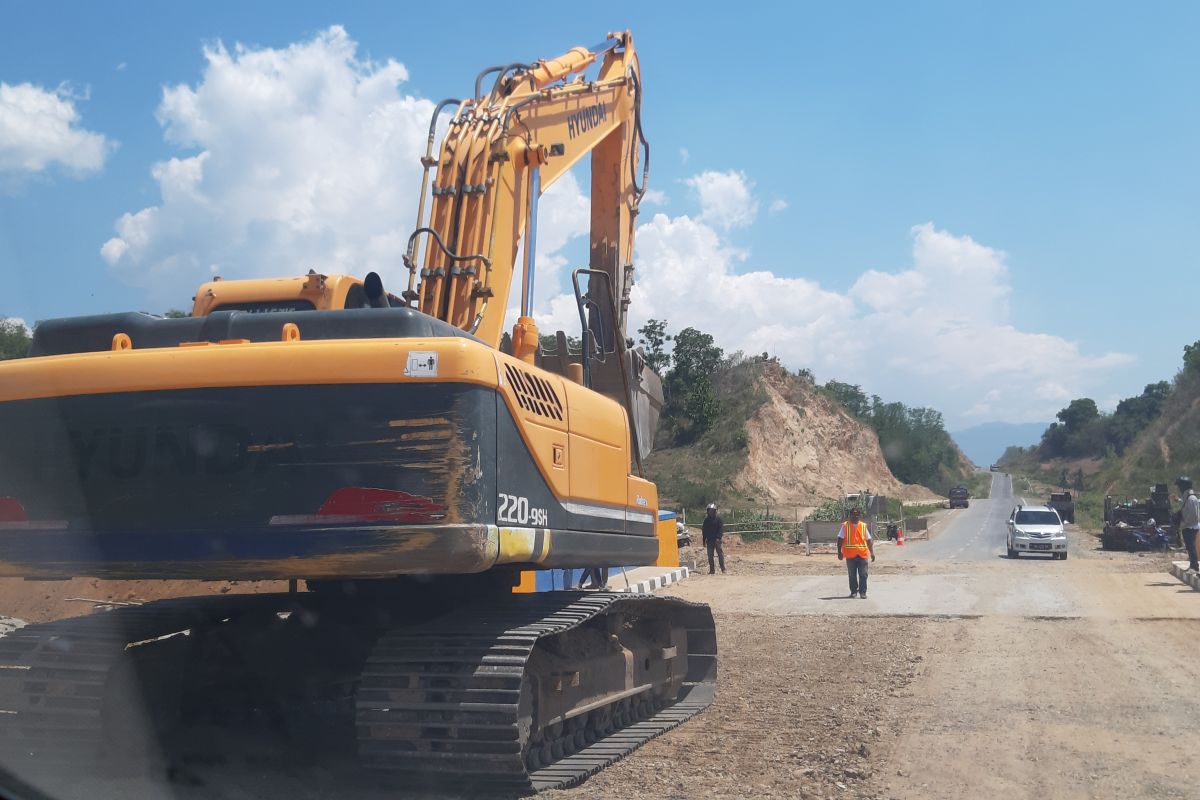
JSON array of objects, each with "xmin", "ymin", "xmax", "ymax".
[{"xmin": 646, "ymin": 360, "xmax": 939, "ymax": 511}]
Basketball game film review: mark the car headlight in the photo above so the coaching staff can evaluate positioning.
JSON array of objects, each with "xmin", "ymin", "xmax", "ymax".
[{"xmin": 1012, "ymin": 528, "xmax": 1024, "ymax": 537}]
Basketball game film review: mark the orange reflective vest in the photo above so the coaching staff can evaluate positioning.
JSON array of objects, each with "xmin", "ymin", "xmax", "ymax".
[{"xmin": 840, "ymin": 521, "xmax": 870, "ymax": 559}]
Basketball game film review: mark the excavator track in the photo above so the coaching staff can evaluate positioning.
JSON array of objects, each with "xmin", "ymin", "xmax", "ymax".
[
  {"xmin": 0, "ymin": 594, "xmax": 292, "ymax": 770},
  {"xmin": 356, "ymin": 591, "xmax": 717, "ymax": 793},
  {"xmin": 0, "ymin": 591, "xmax": 715, "ymax": 794}
]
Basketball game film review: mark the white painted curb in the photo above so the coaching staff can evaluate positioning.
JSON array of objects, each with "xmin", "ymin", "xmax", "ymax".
[
  {"xmin": 1169, "ymin": 561, "xmax": 1200, "ymax": 591},
  {"xmin": 620, "ymin": 566, "xmax": 690, "ymax": 594}
]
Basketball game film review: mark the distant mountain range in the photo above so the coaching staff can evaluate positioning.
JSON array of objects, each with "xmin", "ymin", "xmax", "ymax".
[{"xmin": 951, "ymin": 422, "xmax": 1048, "ymax": 467}]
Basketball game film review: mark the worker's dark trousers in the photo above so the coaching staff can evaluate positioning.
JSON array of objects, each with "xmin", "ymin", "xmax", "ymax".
[
  {"xmin": 1184, "ymin": 528, "xmax": 1199, "ymax": 570},
  {"xmin": 705, "ymin": 538, "xmax": 725, "ymax": 573},
  {"xmin": 846, "ymin": 557, "xmax": 868, "ymax": 595}
]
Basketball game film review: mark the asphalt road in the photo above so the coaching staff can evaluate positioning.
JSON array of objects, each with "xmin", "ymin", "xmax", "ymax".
[
  {"xmin": 906, "ymin": 470, "xmax": 1014, "ymax": 561},
  {"xmin": 661, "ymin": 484, "xmax": 1200, "ymax": 798}
]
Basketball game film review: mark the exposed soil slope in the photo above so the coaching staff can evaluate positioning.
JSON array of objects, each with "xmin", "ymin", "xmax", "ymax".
[
  {"xmin": 647, "ymin": 361, "xmax": 937, "ymax": 509},
  {"xmin": 738, "ymin": 365, "xmax": 938, "ymax": 505}
]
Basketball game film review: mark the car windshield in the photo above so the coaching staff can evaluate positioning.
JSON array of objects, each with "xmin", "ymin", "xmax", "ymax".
[{"xmin": 1015, "ymin": 511, "xmax": 1060, "ymax": 526}]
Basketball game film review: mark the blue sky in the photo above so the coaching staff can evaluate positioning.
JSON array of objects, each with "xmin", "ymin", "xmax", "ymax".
[{"xmin": 1, "ymin": 2, "xmax": 1197, "ymax": 428}]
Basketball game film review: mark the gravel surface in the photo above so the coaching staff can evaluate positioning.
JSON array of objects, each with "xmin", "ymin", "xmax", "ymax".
[
  {"xmin": 2, "ymin": 483, "xmax": 1196, "ymax": 800},
  {"xmin": 554, "ymin": 613, "xmax": 926, "ymax": 800}
]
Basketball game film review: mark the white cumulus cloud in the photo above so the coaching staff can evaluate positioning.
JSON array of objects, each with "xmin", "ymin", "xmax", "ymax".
[
  {"xmin": 96, "ymin": 29, "xmax": 1130, "ymax": 426},
  {"xmin": 100, "ymin": 26, "xmax": 625, "ymax": 326},
  {"xmin": 685, "ymin": 169, "xmax": 758, "ymax": 230},
  {"xmin": 769, "ymin": 198, "xmax": 788, "ymax": 214},
  {"xmin": 0, "ymin": 82, "xmax": 112, "ymax": 183},
  {"xmin": 101, "ymin": 26, "xmax": 438, "ymax": 305},
  {"xmin": 533, "ymin": 169, "xmax": 1132, "ymax": 426},
  {"xmin": 641, "ymin": 188, "xmax": 668, "ymax": 206}
]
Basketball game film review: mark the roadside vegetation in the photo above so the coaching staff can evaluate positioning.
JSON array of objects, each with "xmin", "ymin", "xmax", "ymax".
[
  {"xmin": 904, "ymin": 500, "xmax": 947, "ymax": 517},
  {"xmin": 963, "ymin": 471, "xmax": 992, "ymax": 499},
  {"xmin": 819, "ymin": 380, "xmax": 976, "ymax": 495},
  {"xmin": 640, "ymin": 318, "xmax": 976, "ymax": 511},
  {"xmin": 643, "ymin": 355, "xmax": 772, "ymax": 511},
  {"xmin": 804, "ymin": 496, "xmax": 944, "ymax": 538},
  {"xmin": 999, "ymin": 339, "xmax": 1200, "ymax": 528}
]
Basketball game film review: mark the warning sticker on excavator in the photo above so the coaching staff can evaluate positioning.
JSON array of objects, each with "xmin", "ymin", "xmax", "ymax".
[{"xmin": 404, "ymin": 352, "xmax": 438, "ymax": 378}]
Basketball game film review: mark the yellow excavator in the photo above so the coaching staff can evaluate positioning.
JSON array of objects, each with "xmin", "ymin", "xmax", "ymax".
[{"xmin": 0, "ymin": 31, "xmax": 714, "ymax": 793}]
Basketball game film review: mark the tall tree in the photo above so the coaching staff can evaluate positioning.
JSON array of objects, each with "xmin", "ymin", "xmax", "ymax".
[
  {"xmin": 664, "ymin": 327, "xmax": 724, "ymax": 442},
  {"xmin": 1057, "ymin": 398, "xmax": 1100, "ymax": 431},
  {"xmin": 1183, "ymin": 339, "xmax": 1200, "ymax": 376},
  {"xmin": 670, "ymin": 328, "xmax": 723, "ymax": 379},
  {"xmin": 637, "ymin": 318, "xmax": 672, "ymax": 372}
]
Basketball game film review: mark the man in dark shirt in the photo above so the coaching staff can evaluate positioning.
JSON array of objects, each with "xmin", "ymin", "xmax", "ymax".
[{"xmin": 702, "ymin": 503, "xmax": 726, "ymax": 574}]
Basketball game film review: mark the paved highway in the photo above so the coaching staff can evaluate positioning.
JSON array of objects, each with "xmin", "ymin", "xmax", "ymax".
[{"xmin": 905, "ymin": 471, "xmax": 1014, "ymax": 561}]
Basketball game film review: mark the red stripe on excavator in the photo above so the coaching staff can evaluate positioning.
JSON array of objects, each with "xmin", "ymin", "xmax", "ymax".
[
  {"xmin": 270, "ymin": 487, "xmax": 448, "ymax": 526},
  {"xmin": 0, "ymin": 498, "xmax": 27, "ymax": 523}
]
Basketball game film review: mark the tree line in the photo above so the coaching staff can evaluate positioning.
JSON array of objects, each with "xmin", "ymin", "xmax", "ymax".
[
  {"xmin": 821, "ymin": 380, "xmax": 966, "ymax": 492},
  {"xmin": 637, "ymin": 319, "xmax": 725, "ymax": 444},
  {"xmin": 1032, "ymin": 339, "xmax": 1200, "ymax": 461},
  {"xmin": 637, "ymin": 318, "xmax": 967, "ymax": 492}
]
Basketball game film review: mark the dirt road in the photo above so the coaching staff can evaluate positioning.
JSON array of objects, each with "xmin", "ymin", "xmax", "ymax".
[
  {"xmin": 565, "ymin": 472, "xmax": 1199, "ymax": 799},
  {"xmin": 4, "ymin": 471, "xmax": 1196, "ymax": 799}
]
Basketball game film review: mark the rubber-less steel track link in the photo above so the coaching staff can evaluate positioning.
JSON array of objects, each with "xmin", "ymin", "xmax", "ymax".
[
  {"xmin": 355, "ymin": 591, "xmax": 717, "ymax": 793},
  {"xmin": 0, "ymin": 594, "xmax": 291, "ymax": 770}
]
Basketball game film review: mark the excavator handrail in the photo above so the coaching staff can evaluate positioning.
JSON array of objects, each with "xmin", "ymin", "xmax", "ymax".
[
  {"xmin": 412, "ymin": 30, "xmax": 644, "ymax": 346},
  {"xmin": 405, "ymin": 98, "xmax": 466, "ymax": 299},
  {"xmin": 571, "ymin": 269, "xmax": 609, "ymax": 380}
]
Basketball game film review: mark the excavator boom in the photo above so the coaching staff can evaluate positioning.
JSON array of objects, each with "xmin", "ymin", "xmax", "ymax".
[
  {"xmin": 404, "ymin": 33, "xmax": 661, "ymax": 460},
  {"xmin": 410, "ymin": 33, "xmax": 645, "ymax": 342}
]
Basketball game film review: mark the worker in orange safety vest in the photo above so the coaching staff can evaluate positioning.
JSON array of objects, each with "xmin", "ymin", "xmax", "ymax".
[{"xmin": 837, "ymin": 506, "xmax": 875, "ymax": 598}]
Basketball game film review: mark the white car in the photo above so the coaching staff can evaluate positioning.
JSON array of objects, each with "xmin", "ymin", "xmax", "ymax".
[{"xmin": 1007, "ymin": 505, "xmax": 1068, "ymax": 559}]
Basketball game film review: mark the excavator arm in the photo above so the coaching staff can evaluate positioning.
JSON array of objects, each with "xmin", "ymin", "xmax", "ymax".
[
  {"xmin": 404, "ymin": 31, "xmax": 659, "ymax": 459},
  {"xmin": 407, "ymin": 32, "xmax": 645, "ymax": 355}
]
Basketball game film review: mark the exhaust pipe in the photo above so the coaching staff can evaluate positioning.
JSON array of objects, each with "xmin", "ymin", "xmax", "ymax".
[{"xmin": 364, "ymin": 272, "xmax": 390, "ymax": 308}]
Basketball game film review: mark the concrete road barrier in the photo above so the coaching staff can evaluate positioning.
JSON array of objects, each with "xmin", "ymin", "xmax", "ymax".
[
  {"xmin": 1170, "ymin": 561, "xmax": 1199, "ymax": 591},
  {"xmin": 616, "ymin": 565, "xmax": 691, "ymax": 594}
]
